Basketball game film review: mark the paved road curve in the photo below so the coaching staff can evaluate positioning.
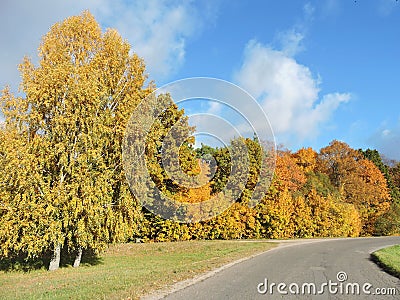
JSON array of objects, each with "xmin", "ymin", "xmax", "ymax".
[{"xmin": 162, "ymin": 237, "xmax": 400, "ymax": 299}]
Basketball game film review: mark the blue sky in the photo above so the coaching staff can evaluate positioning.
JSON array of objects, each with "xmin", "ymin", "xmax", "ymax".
[{"xmin": 1, "ymin": 0, "xmax": 399, "ymax": 160}]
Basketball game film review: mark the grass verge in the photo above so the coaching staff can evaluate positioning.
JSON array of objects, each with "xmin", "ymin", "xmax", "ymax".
[
  {"xmin": 0, "ymin": 240, "xmax": 275, "ymax": 300},
  {"xmin": 371, "ymin": 244, "xmax": 400, "ymax": 279}
]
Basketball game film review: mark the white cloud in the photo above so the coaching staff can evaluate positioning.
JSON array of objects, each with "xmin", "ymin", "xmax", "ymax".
[
  {"xmin": 93, "ymin": 0, "xmax": 207, "ymax": 81},
  {"xmin": 0, "ymin": 0, "xmax": 85, "ymax": 91},
  {"xmin": 277, "ymin": 30, "xmax": 305, "ymax": 57},
  {"xmin": 234, "ymin": 39, "xmax": 350, "ymax": 142},
  {"xmin": 303, "ymin": 2, "xmax": 316, "ymax": 19},
  {"xmin": 207, "ymin": 101, "xmax": 222, "ymax": 114},
  {"xmin": 382, "ymin": 129, "xmax": 391, "ymax": 136},
  {"xmin": 369, "ymin": 122, "xmax": 400, "ymax": 161},
  {"xmin": 0, "ymin": 0, "xmax": 210, "ymax": 92}
]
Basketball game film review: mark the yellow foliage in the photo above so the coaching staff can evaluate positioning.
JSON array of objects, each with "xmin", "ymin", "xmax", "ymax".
[
  {"xmin": 0, "ymin": 11, "xmax": 148, "ymax": 262},
  {"xmin": 294, "ymin": 147, "xmax": 317, "ymax": 173}
]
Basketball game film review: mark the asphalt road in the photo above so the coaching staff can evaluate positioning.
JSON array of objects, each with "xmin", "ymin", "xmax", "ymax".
[{"xmin": 161, "ymin": 237, "xmax": 400, "ymax": 300}]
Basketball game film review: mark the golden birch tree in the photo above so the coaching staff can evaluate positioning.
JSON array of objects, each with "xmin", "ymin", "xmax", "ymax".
[{"xmin": 0, "ymin": 11, "xmax": 150, "ymax": 270}]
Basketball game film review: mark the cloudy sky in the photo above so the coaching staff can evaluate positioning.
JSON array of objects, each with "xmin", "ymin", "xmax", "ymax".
[{"xmin": 1, "ymin": 0, "xmax": 399, "ymax": 160}]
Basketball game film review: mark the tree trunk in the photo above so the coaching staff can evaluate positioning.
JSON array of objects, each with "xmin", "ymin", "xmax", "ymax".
[
  {"xmin": 73, "ymin": 247, "xmax": 83, "ymax": 268},
  {"xmin": 48, "ymin": 243, "xmax": 61, "ymax": 271}
]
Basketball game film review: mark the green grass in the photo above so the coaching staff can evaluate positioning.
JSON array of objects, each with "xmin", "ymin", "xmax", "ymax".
[
  {"xmin": 371, "ymin": 244, "xmax": 400, "ymax": 279},
  {"xmin": 0, "ymin": 240, "xmax": 275, "ymax": 300}
]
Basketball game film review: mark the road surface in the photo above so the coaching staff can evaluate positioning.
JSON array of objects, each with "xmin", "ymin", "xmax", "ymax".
[{"xmin": 160, "ymin": 237, "xmax": 400, "ymax": 299}]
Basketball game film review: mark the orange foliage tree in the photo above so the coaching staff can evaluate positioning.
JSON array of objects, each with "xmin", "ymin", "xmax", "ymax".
[
  {"xmin": 317, "ymin": 140, "xmax": 391, "ymax": 235},
  {"xmin": 275, "ymin": 151, "xmax": 307, "ymax": 192}
]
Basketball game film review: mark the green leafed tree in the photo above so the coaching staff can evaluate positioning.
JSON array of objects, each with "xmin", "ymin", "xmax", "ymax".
[
  {"xmin": 360, "ymin": 150, "xmax": 400, "ymax": 235},
  {"xmin": 0, "ymin": 11, "xmax": 150, "ymax": 270}
]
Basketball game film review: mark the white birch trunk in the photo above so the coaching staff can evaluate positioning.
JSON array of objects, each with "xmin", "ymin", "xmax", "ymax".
[
  {"xmin": 73, "ymin": 247, "xmax": 83, "ymax": 268},
  {"xmin": 48, "ymin": 243, "xmax": 61, "ymax": 271}
]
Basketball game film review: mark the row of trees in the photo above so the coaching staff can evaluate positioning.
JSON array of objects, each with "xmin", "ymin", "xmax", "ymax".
[
  {"xmin": 0, "ymin": 12, "xmax": 399, "ymax": 270},
  {"xmin": 139, "ymin": 140, "xmax": 396, "ymax": 242}
]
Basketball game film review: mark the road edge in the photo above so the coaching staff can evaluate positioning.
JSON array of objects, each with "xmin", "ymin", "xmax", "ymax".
[{"xmin": 140, "ymin": 238, "xmax": 346, "ymax": 300}]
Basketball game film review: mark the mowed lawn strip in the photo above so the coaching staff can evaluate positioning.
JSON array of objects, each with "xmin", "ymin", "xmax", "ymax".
[
  {"xmin": 371, "ymin": 244, "xmax": 400, "ymax": 279},
  {"xmin": 0, "ymin": 240, "xmax": 276, "ymax": 300}
]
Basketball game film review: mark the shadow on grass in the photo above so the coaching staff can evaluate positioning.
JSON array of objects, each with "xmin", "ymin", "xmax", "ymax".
[
  {"xmin": 370, "ymin": 253, "xmax": 400, "ymax": 279},
  {"xmin": 0, "ymin": 248, "xmax": 103, "ymax": 272}
]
